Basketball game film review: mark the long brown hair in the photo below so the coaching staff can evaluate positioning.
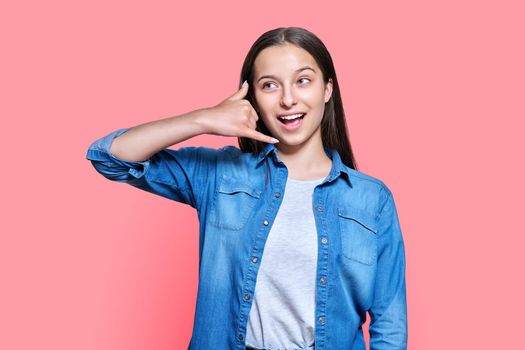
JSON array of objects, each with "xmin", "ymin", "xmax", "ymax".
[{"xmin": 237, "ymin": 26, "xmax": 358, "ymax": 171}]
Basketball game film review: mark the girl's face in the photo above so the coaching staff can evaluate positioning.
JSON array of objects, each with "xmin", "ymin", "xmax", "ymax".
[{"xmin": 252, "ymin": 43, "xmax": 333, "ymax": 148}]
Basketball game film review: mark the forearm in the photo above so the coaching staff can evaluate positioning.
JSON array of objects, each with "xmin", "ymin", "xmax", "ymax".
[
  {"xmin": 109, "ymin": 108, "xmax": 211, "ymax": 162},
  {"xmin": 369, "ymin": 188, "xmax": 408, "ymax": 349}
]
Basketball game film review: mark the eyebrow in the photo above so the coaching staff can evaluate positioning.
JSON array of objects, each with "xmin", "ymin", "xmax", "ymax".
[{"xmin": 256, "ymin": 66, "xmax": 316, "ymax": 83}]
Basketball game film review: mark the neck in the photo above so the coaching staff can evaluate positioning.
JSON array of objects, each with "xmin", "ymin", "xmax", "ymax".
[{"xmin": 275, "ymin": 135, "xmax": 332, "ymax": 179}]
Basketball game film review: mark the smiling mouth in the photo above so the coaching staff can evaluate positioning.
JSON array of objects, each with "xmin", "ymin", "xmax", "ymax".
[{"xmin": 277, "ymin": 113, "xmax": 305, "ymax": 125}]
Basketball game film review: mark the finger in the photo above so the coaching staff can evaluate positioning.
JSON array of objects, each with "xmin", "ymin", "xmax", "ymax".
[
  {"xmin": 245, "ymin": 128, "xmax": 279, "ymax": 144},
  {"xmin": 228, "ymin": 80, "xmax": 249, "ymax": 101},
  {"xmin": 248, "ymin": 116, "xmax": 257, "ymax": 130},
  {"xmin": 249, "ymin": 105, "xmax": 259, "ymax": 121}
]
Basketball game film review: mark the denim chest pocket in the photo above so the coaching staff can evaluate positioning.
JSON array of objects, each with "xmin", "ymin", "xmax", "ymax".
[
  {"xmin": 337, "ymin": 206, "xmax": 378, "ymax": 265},
  {"xmin": 208, "ymin": 175, "xmax": 262, "ymax": 231}
]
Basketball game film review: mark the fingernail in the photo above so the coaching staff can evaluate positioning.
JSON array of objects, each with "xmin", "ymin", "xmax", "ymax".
[
  {"xmin": 242, "ymin": 80, "xmax": 247, "ymax": 87},
  {"xmin": 271, "ymin": 138, "xmax": 279, "ymax": 143}
]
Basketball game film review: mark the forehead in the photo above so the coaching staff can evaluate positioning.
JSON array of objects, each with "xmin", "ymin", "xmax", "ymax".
[{"xmin": 253, "ymin": 44, "xmax": 319, "ymax": 77}]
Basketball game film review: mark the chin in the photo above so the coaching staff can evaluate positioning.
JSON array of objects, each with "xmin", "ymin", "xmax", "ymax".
[{"xmin": 276, "ymin": 134, "xmax": 311, "ymax": 147}]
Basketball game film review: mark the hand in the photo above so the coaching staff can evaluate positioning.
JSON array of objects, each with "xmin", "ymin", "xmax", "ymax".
[{"xmin": 199, "ymin": 81, "xmax": 279, "ymax": 144}]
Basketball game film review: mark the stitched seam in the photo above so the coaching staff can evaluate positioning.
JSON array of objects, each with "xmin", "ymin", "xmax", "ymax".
[{"xmin": 376, "ymin": 187, "xmax": 392, "ymax": 224}]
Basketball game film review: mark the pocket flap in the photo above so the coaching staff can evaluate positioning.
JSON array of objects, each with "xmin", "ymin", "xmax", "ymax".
[
  {"xmin": 337, "ymin": 206, "xmax": 378, "ymax": 234},
  {"xmin": 218, "ymin": 176, "xmax": 262, "ymax": 198}
]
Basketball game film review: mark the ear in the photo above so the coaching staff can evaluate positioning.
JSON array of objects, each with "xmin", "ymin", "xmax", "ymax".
[{"xmin": 324, "ymin": 78, "xmax": 333, "ymax": 103}]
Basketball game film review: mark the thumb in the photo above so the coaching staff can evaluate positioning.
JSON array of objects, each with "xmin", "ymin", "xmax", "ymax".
[{"xmin": 228, "ymin": 80, "xmax": 249, "ymax": 101}]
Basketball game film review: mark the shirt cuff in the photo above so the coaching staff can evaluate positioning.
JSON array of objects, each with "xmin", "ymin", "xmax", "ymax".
[{"xmin": 85, "ymin": 127, "xmax": 151, "ymax": 179}]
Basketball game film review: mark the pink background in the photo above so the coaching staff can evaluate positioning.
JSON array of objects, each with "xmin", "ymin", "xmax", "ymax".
[{"xmin": 1, "ymin": 0, "xmax": 524, "ymax": 349}]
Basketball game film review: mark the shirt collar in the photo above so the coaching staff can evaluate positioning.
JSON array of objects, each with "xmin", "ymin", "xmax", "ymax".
[{"xmin": 256, "ymin": 142, "xmax": 352, "ymax": 187}]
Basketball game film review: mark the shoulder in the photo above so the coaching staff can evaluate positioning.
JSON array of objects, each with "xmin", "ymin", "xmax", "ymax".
[
  {"xmin": 342, "ymin": 166, "xmax": 395, "ymax": 218},
  {"xmin": 163, "ymin": 144, "xmax": 239, "ymax": 159},
  {"xmin": 346, "ymin": 167, "xmax": 392, "ymax": 196},
  {"xmin": 218, "ymin": 145, "xmax": 244, "ymax": 156},
  {"xmin": 216, "ymin": 145, "xmax": 263, "ymax": 165}
]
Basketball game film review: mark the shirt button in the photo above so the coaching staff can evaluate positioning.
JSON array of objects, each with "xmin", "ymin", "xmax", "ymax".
[
  {"xmin": 251, "ymin": 256, "xmax": 258, "ymax": 263},
  {"xmin": 275, "ymin": 192, "xmax": 281, "ymax": 198},
  {"xmin": 320, "ymin": 277, "xmax": 326, "ymax": 285},
  {"xmin": 321, "ymin": 237, "xmax": 328, "ymax": 244},
  {"xmin": 318, "ymin": 316, "xmax": 325, "ymax": 324},
  {"xmin": 263, "ymin": 220, "xmax": 269, "ymax": 226},
  {"xmin": 317, "ymin": 206, "xmax": 323, "ymax": 212},
  {"xmin": 243, "ymin": 293, "xmax": 250, "ymax": 301},
  {"xmin": 238, "ymin": 334, "xmax": 244, "ymax": 341}
]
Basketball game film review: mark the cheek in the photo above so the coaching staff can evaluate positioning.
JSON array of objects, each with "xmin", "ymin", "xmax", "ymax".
[
  {"xmin": 254, "ymin": 93, "xmax": 275, "ymax": 109},
  {"xmin": 254, "ymin": 97, "xmax": 277, "ymax": 120},
  {"xmin": 295, "ymin": 86, "xmax": 320, "ymax": 105}
]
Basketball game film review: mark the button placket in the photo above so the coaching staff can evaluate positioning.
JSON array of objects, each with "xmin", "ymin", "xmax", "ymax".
[{"xmin": 313, "ymin": 188, "xmax": 329, "ymax": 335}]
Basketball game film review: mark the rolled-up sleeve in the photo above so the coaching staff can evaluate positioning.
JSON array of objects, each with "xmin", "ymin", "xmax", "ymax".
[
  {"xmin": 369, "ymin": 187, "xmax": 408, "ymax": 350},
  {"xmin": 85, "ymin": 127, "xmax": 221, "ymax": 210}
]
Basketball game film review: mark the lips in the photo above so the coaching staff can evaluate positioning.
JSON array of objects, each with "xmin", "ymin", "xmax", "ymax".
[
  {"xmin": 277, "ymin": 112, "xmax": 306, "ymax": 123},
  {"xmin": 276, "ymin": 113, "xmax": 305, "ymax": 131}
]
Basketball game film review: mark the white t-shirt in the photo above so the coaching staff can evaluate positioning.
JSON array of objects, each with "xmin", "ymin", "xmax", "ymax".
[{"xmin": 245, "ymin": 176, "xmax": 326, "ymax": 350}]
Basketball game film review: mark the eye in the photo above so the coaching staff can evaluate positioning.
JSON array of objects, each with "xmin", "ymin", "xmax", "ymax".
[
  {"xmin": 298, "ymin": 77, "xmax": 311, "ymax": 84},
  {"xmin": 262, "ymin": 82, "xmax": 277, "ymax": 89}
]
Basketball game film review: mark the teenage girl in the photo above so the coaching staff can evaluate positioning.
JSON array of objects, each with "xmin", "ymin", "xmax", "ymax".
[{"xmin": 87, "ymin": 27, "xmax": 408, "ymax": 350}]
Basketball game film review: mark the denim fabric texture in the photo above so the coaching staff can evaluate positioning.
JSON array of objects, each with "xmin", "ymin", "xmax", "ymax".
[{"xmin": 86, "ymin": 128, "xmax": 408, "ymax": 350}]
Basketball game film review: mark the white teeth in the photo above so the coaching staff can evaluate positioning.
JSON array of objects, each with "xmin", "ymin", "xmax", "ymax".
[{"xmin": 278, "ymin": 113, "xmax": 304, "ymax": 120}]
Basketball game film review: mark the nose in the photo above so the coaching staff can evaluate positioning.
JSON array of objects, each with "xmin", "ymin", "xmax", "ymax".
[{"xmin": 280, "ymin": 84, "xmax": 297, "ymax": 107}]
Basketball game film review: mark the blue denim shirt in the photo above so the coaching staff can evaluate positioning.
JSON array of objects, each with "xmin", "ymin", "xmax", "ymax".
[{"xmin": 86, "ymin": 128, "xmax": 408, "ymax": 350}]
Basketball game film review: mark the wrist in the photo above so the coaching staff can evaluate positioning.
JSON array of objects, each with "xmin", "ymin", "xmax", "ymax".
[{"xmin": 191, "ymin": 108, "xmax": 214, "ymax": 135}]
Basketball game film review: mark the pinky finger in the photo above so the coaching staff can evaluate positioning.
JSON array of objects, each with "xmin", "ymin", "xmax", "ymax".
[{"xmin": 248, "ymin": 129, "xmax": 279, "ymax": 144}]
